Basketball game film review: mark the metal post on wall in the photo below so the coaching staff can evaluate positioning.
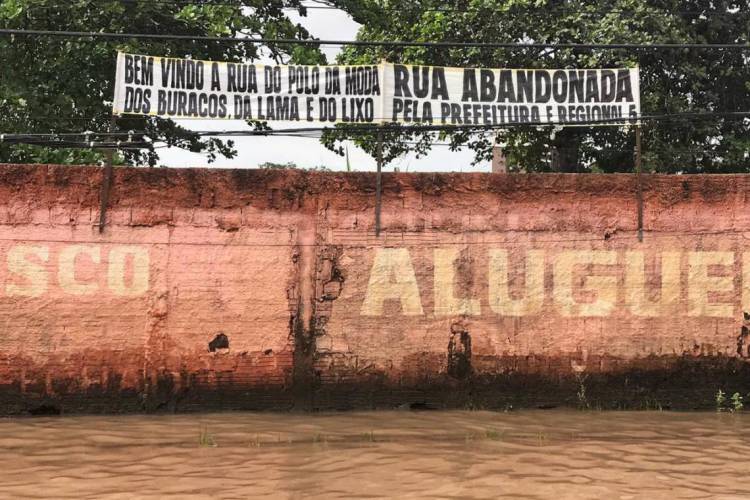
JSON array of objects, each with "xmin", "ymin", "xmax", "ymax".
[
  {"xmin": 635, "ymin": 124, "xmax": 644, "ymax": 242},
  {"xmin": 98, "ymin": 114, "xmax": 117, "ymax": 234},
  {"xmin": 375, "ymin": 128, "xmax": 384, "ymax": 237}
]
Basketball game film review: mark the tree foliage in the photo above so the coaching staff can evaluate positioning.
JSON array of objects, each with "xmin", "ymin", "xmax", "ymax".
[
  {"xmin": 328, "ymin": 0, "xmax": 750, "ymax": 173},
  {"xmin": 0, "ymin": 0, "xmax": 324, "ymax": 165}
]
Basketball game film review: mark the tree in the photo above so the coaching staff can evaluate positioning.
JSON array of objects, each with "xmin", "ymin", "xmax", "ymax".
[
  {"xmin": 0, "ymin": 0, "xmax": 325, "ymax": 166},
  {"xmin": 328, "ymin": 0, "xmax": 750, "ymax": 173}
]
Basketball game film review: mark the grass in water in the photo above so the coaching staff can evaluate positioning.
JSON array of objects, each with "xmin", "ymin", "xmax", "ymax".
[
  {"xmin": 360, "ymin": 431, "xmax": 376, "ymax": 442},
  {"xmin": 249, "ymin": 434, "xmax": 262, "ymax": 448},
  {"xmin": 199, "ymin": 426, "xmax": 217, "ymax": 448},
  {"xmin": 484, "ymin": 429, "xmax": 503, "ymax": 441},
  {"xmin": 716, "ymin": 389, "xmax": 745, "ymax": 412},
  {"xmin": 312, "ymin": 433, "xmax": 328, "ymax": 445}
]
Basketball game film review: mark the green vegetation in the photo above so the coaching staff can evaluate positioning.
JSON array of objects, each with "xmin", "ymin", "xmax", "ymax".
[
  {"xmin": 715, "ymin": 389, "xmax": 745, "ymax": 412},
  {"xmin": 259, "ymin": 161, "xmax": 332, "ymax": 171},
  {"xmin": 0, "ymin": 0, "xmax": 324, "ymax": 165},
  {"xmin": 249, "ymin": 434, "xmax": 262, "ymax": 448},
  {"xmin": 731, "ymin": 393, "xmax": 744, "ymax": 412},
  {"xmin": 312, "ymin": 433, "xmax": 328, "ymax": 444},
  {"xmin": 360, "ymin": 431, "xmax": 376, "ymax": 442},
  {"xmin": 198, "ymin": 426, "xmax": 217, "ymax": 447},
  {"xmin": 575, "ymin": 373, "xmax": 590, "ymax": 410},
  {"xmin": 329, "ymin": 0, "xmax": 750, "ymax": 173},
  {"xmin": 484, "ymin": 429, "xmax": 503, "ymax": 441}
]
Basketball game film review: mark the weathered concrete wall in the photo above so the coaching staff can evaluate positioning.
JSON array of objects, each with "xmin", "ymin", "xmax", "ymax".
[{"xmin": 0, "ymin": 164, "xmax": 749, "ymax": 414}]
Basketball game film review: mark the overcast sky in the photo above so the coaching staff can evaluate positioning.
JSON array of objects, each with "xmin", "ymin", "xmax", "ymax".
[{"xmin": 159, "ymin": 7, "xmax": 489, "ymax": 173}]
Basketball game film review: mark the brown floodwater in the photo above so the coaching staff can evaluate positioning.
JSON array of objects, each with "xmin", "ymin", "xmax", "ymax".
[{"xmin": 0, "ymin": 410, "xmax": 748, "ymax": 499}]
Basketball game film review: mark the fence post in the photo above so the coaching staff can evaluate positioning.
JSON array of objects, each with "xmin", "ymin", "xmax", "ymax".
[
  {"xmin": 375, "ymin": 129, "xmax": 384, "ymax": 237},
  {"xmin": 635, "ymin": 124, "xmax": 643, "ymax": 242},
  {"xmin": 98, "ymin": 114, "xmax": 116, "ymax": 234}
]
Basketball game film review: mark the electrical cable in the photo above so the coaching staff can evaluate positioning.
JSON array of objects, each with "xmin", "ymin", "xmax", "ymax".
[
  {"xmin": 22, "ymin": 0, "xmax": 750, "ymax": 18},
  {"xmin": 1, "ymin": 29, "xmax": 749, "ymax": 50}
]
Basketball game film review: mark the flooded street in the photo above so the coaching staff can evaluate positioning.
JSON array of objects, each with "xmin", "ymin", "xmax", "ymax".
[{"xmin": 0, "ymin": 410, "xmax": 748, "ymax": 499}]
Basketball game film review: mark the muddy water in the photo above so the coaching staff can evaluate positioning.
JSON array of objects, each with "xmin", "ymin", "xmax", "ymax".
[{"xmin": 0, "ymin": 411, "xmax": 748, "ymax": 499}]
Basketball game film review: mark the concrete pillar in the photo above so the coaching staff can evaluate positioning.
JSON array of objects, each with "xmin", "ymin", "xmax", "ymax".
[{"xmin": 492, "ymin": 144, "xmax": 507, "ymax": 173}]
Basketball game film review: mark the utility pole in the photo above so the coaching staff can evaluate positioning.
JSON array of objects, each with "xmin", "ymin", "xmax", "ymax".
[
  {"xmin": 98, "ymin": 114, "xmax": 117, "ymax": 234},
  {"xmin": 375, "ymin": 129, "xmax": 384, "ymax": 237},
  {"xmin": 635, "ymin": 124, "xmax": 643, "ymax": 242}
]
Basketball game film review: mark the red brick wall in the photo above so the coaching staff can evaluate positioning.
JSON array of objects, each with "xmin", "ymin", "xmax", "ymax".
[{"xmin": 0, "ymin": 164, "xmax": 748, "ymax": 413}]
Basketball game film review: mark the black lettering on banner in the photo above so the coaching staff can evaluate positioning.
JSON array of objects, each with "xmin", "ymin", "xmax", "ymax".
[
  {"xmin": 121, "ymin": 55, "xmax": 639, "ymax": 124},
  {"xmin": 306, "ymin": 97, "xmax": 315, "ymax": 121},
  {"xmin": 289, "ymin": 66, "xmax": 320, "ymax": 95},
  {"xmin": 450, "ymin": 103, "xmax": 462, "ymax": 124},
  {"xmin": 318, "ymin": 97, "xmax": 337, "ymax": 121},
  {"xmin": 394, "ymin": 65, "xmax": 411, "ymax": 97},
  {"xmin": 124, "ymin": 55, "xmax": 154, "ymax": 86},
  {"xmin": 345, "ymin": 66, "xmax": 380, "ymax": 95},
  {"xmin": 189, "ymin": 93, "xmax": 198, "ymax": 116},
  {"xmin": 393, "ymin": 99, "xmax": 429, "ymax": 123},
  {"xmin": 342, "ymin": 97, "xmax": 374, "ymax": 122},
  {"xmin": 552, "ymin": 70, "xmax": 568, "ymax": 103},
  {"xmin": 212, "ymin": 63, "xmax": 221, "ymax": 91},
  {"xmin": 497, "ymin": 105, "xmax": 506, "ymax": 123},
  {"xmin": 601, "ymin": 70, "xmax": 616, "ymax": 102},
  {"xmin": 461, "ymin": 69, "xmax": 478, "ymax": 102},
  {"xmin": 412, "ymin": 66, "xmax": 429, "ymax": 99},
  {"xmin": 268, "ymin": 96, "xmax": 278, "ymax": 119},
  {"xmin": 480, "ymin": 104, "xmax": 491, "ymax": 124},
  {"xmin": 158, "ymin": 90, "xmax": 166, "ymax": 115},
  {"xmin": 545, "ymin": 105, "xmax": 554, "ymax": 121},
  {"xmin": 463, "ymin": 103, "xmax": 474, "ymax": 124},
  {"xmin": 405, "ymin": 99, "xmax": 417, "ymax": 122},
  {"xmin": 516, "ymin": 70, "xmax": 533, "ymax": 103},
  {"xmin": 160, "ymin": 59, "xmax": 170, "ymax": 87},
  {"xmin": 440, "ymin": 102, "xmax": 451, "ymax": 123},
  {"xmin": 264, "ymin": 66, "xmax": 282, "ymax": 93},
  {"xmin": 124, "ymin": 54, "xmax": 134, "ymax": 84},
  {"xmin": 616, "ymin": 69, "xmax": 634, "ymax": 102},
  {"xmin": 234, "ymin": 96, "xmax": 253, "ymax": 119},
  {"xmin": 535, "ymin": 71, "xmax": 551, "ymax": 103},
  {"xmin": 431, "ymin": 68, "xmax": 449, "ymax": 100},
  {"xmin": 371, "ymin": 68, "xmax": 381, "ymax": 95},
  {"xmin": 161, "ymin": 59, "xmax": 206, "ymax": 90},
  {"xmin": 497, "ymin": 70, "xmax": 515, "ymax": 103},
  {"xmin": 258, "ymin": 96, "xmax": 300, "ymax": 120},
  {"xmin": 177, "ymin": 92, "xmax": 187, "ymax": 115},
  {"xmin": 228, "ymin": 64, "xmax": 258, "ymax": 93},
  {"xmin": 392, "ymin": 98, "xmax": 404, "ymax": 121},
  {"xmin": 196, "ymin": 62, "xmax": 205, "ymax": 89},
  {"xmin": 218, "ymin": 95, "xmax": 227, "ymax": 118},
  {"xmin": 530, "ymin": 106, "xmax": 541, "ymax": 122},
  {"xmin": 154, "ymin": 90, "xmax": 228, "ymax": 118},
  {"xmin": 480, "ymin": 70, "xmax": 495, "ymax": 102},
  {"xmin": 161, "ymin": 59, "xmax": 204, "ymax": 90},
  {"xmin": 422, "ymin": 102, "xmax": 433, "ymax": 123},
  {"xmin": 123, "ymin": 87, "xmax": 151, "ymax": 113},
  {"xmin": 585, "ymin": 70, "xmax": 599, "ymax": 102},
  {"xmin": 568, "ymin": 70, "xmax": 586, "ymax": 103},
  {"xmin": 324, "ymin": 67, "xmax": 341, "ymax": 95}
]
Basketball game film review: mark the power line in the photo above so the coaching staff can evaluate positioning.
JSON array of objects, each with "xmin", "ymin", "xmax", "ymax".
[
  {"xmin": 1, "ymin": 29, "xmax": 749, "ymax": 50},
  {"xmin": 23, "ymin": 0, "xmax": 750, "ymax": 18},
  {"xmin": 3, "ymin": 111, "xmax": 748, "ymax": 150}
]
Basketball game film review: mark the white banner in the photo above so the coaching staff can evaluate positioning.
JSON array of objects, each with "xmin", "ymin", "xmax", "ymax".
[{"xmin": 113, "ymin": 53, "xmax": 640, "ymax": 126}]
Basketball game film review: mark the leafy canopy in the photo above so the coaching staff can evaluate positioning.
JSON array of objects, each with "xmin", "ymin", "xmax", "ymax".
[
  {"xmin": 328, "ymin": 0, "xmax": 750, "ymax": 173},
  {"xmin": 0, "ymin": 0, "xmax": 324, "ymax": 165}
]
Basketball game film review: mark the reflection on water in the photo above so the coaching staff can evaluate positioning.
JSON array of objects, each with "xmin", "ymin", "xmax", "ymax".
[{"xmin": 0, "ymin": 410, "xmax": 748, "ymax": 499}]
